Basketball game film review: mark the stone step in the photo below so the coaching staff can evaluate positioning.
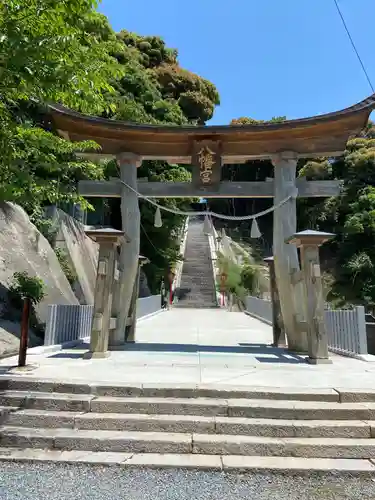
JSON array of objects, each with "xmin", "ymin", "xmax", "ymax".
[
  {"xmin": 79, "ymin": 396, "xmax": 375, "ymax": 420},
  {"xmin": 2, "ymin": 392, "xmax": 375, "ymax": 419},
  {"xmin": 0, "ymin": 427, "xmax": 191, "ymax": 454},
  {"xmin": 2, "ymin": 409, "xmax": 373, "ymax": 438},
  {"xmin": 2, "ymin": 380, "xmax": 372, "ymax": 402},
  {"xmin": 0, "ymin": 448, "xmax": 374, "ymax": 476},
  {"xmin": 2, "ymin": 426, "xmax": 375, "ymax": 458},
  {"xmin": 179, "ymin": 220, "xmax": 216, "ymax": 303},
  {"xmin": 192, "ymin": 434, "xmax": 375, "ymax": 459},
  {"xmin": 174, "ymin": 304, "xmax": 218, "ymax": 309}
]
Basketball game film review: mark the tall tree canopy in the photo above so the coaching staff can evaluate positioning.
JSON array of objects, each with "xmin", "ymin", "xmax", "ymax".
[
  {"xmin": 215, "ymin": 116, "xmax": 375, "ymax": 309},
  {"xmin": 2, "ymin": 0, "xmax": 373, "ymax": 305},
  {"xmin": 0, "ymin": 0, "xmax": 220, "ymax": 292}
]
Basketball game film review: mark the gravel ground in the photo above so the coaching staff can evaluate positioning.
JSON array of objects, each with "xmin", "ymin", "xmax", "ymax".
[{"xmin": 1, "ymin": 463, "xmax": 375, "ymax": 500}]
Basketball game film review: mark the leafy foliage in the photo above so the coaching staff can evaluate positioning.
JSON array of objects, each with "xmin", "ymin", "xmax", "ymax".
[
  {"xmin": 1, "ymin": 125, "xmax": 103, "ymax": 218},
  {"xmin": 0, "ymin": 0, "xmax": 122, "ymax": 114},
  {"xmin": 0, "ymin": 2, "xmax": 220, "ymax": 295},
  {"xmin": 0, "ymin": 0, "xmax": 121, "ymax": 226},
  {"xmin": 296, "ymin": 127, "xmax": 375, "ymax": 309},
  {"xmin": 9, "ymin": 272, "xmax": 46, "ymax": 305},
  {"xmin": 218, "ymin": 114, "xmax": 375, "ymax": 309},
  {"xmin": 216, "ymin": 251, "xmax": 267, "ymax": 304},
  {"xmin": 230, "ymin": 116, "xmax": 286, "ymax": 125},
  {"xmin": 54, "ymin": 248, "xmax": 77, "ymax": 286}
]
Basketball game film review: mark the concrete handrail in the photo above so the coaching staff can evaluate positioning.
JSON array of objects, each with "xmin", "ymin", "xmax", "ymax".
[
  {"xmin": 207, "ymin": 224, "xmax": 221, "ymax": 306},
  {"xmin": 174, "ymin": 217, "xmax": 189, "ymax": 291}
]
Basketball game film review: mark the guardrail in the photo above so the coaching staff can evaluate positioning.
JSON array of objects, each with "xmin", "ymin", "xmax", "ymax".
[
  {"xmin": 174, "ymin": 218, "xmax": 189, "ymax": 291},
  {"xmin": 325, "ymin": 306, "xmax": 368, "ymax": 358},
  {"xmin": 245, "ymin": 296, "xmax": 273, "ymax": 325},
  {"xmin": 44, "ymin": 295, "xmax": 162, "ymax": 346},
  {"xmin": 207, "ymin": 224, "xmax": 221, "ymax": 306},
  {"xmin": 245, "ymin": 296, "xmax": 371, "ymax": 360}
]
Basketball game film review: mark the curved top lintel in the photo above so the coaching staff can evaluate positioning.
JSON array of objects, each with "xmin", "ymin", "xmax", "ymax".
[{"xmin": 47, "ymin": 93, "xmax": 375, "ymax": 134}]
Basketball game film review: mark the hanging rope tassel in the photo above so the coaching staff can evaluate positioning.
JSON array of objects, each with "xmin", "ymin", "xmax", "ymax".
[
  {"xmin": 250, "ymin": 218, "xmax": 262, "ymax": 238},
  {"xmin": 154, "ymin": 207, "xmax": 163, "ymax": 228}
]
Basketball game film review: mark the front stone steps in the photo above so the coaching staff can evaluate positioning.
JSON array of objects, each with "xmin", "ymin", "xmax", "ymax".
[
  {"xmin": 1, "ymin": 380, "xmax": 375, "ymax": 473},
  {"xmin": 2, "ymin": 409, "xmax": 372, "ymax": 438},
  {"xmin": 0, "ymin": 378, "xmax": 368, "ymax": 402},
  {"xmin": 1, "ymin": 449, "xmax": 375, "ymax": 475},
  {"xmin": 175, "ymin": 219, "xmax": 217, "ymax": 308},
  {"xmin": 2, "ymin": 391, "xmax": 375, "ymax": 420},
  {"xmin": 3, "ymin": 427, "xmax": 375, "ymax": 459}
]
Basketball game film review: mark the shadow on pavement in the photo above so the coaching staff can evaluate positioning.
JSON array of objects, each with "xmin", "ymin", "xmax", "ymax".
[{"xmin": 115, "ymin": 342, "xmax": 306, "ymax": 364}]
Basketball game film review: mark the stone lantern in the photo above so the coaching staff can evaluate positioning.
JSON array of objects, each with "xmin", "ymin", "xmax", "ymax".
[
  {"xmin": 286, "ymin": 230, "xmax": 334, "ymax": 364},
  {"xmin": 83, "ymin": 228, "xmax": 128, "ymax": 359}
]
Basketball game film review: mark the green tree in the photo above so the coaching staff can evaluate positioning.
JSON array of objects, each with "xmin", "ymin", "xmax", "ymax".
[
  {"xmin": 297, "ymin": 130, "xmax": 375, "ymax": 308},
  {"xmin": 0, "ymin": 125, "xmax": 103, "ymax": 222},
  {"xmin": 0, "ymin": 0, "xmax": 122, "ymax": 115},
  {"xmin": 0, "ymin": 0, "xmax": 123, "ymax": 224},
  {"xmin": 0, "ymin": 3, "xmax": 221, "ymax": 295},
  {"xmin": 102, "ymin": 30, "xmax": 220, "ymax": 289}
]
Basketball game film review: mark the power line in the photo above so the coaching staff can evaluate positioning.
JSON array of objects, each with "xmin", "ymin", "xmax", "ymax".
[{"xmin": 333, "ymin": 0, "xmax": 374, "ymax": 93}]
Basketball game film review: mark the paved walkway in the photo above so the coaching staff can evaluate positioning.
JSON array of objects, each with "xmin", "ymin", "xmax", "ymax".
[{"xmin": 1, "ymin": 308, "xmax": 375, "ymax": 390}]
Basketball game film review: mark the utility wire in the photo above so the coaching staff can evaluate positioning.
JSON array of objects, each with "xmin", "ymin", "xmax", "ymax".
[{"xmin": 333, "ymin": 0, "xmax": 374, "ymax": 93}]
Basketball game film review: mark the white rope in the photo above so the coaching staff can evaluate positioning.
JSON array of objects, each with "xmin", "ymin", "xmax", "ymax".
[{"xmin": 119, "ymin": 180, "xmax": 297, "ymax": 221}]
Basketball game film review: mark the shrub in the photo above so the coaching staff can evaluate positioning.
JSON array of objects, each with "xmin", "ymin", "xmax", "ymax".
[
  {"xmin": 54, "ymin": 248, "xmax": 77, "ymax": 286},
  {"xmin": 9, "ymin": 272, "xmax": 45, "ymax": 305}
]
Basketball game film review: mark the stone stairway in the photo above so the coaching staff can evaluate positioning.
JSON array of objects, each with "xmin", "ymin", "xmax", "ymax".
[
  {"xmin": 1, "ymin": 378, "xmax": 375, "ymax": 474},
  {"xmin": 175, "ymin": 218, "xmax": 217, "ymax": 308}
]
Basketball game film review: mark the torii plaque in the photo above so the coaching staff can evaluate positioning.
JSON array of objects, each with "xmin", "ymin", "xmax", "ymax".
[{"xmin": 191, "ymin": 140, "xmax": 222, "ymax": 189}]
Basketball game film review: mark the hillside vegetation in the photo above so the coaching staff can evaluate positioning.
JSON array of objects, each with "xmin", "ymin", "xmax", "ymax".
[
  {"xmin": 0, "ymin": 0, "xmax": 219, "ymax": 292},
  {"xmin": 1, "ymin": 0, "xmax": 373, "ymax": 306}
]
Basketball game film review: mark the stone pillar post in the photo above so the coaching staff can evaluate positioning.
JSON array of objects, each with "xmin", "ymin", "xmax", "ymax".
[
  {"xmin": 108, "ymin": 250, "xmax": 121, "ymax": 348},
  {"xmin": 110, "ymin": 153, "xmax": 142, "ymax": 346},
  {"xmin": 287, "ymin": 230, "xmax": 334, "ymax": 364},
  {"xmin": 264, "ymin": 257, "xmax": 286, "ymax": 347},
  {"xmin": 83, "ymin": 228, "xmax": 125, "ymax": 359},
  {"xmin": 272, "ymin": 152, "xmax": 307, "ymax": 352},
  {"xmin": 126, "ymin": 255, "xmax": 150, "ymax": 342}
]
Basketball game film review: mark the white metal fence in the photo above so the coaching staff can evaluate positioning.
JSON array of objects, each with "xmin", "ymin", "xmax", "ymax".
[
  {"xmin": 44, "ymin": 305, "xmax": 93, "ymax": 346},
  {"xmin": 325, "ymin": 306, "xmax": 367, "ymax": 357},
  {"xmin": 44, "ymin": 295, "xmax": 162, "ymax": 346},
  {"xmin": 245, "ymin": 296, "xmax": 368, "ymax": 358}
]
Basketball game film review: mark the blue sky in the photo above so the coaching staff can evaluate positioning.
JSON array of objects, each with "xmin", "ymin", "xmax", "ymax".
[{"xmin": 99, "ymin": 0, "xmax": 375, "ymax": 125}]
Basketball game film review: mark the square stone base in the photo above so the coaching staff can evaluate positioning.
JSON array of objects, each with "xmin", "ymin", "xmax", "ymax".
[
  {"xmin": 306, "ymin": 356, "xmax": 332, "ymax": 365},
  {"xmin": 288, "ymin": 349, "xmax": 308, "ymax": 356},
  {"xmin": 83, "ymin": 351, "xmax": 110, "ymax": 360}
]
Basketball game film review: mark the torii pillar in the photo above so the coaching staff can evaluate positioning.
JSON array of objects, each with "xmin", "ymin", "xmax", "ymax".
[
  {"xmin": 110, "ymin": 153, "xmax": 142, "ymax": 346},
  {"xmin": 272, "ymin": 152, "xmax": 307, "ymax": 353}
]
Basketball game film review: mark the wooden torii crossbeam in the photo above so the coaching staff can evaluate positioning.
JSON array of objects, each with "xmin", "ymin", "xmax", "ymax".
[
  {"xmin": 78, "ymin": 178, "xmax": 342, "ymax": 199},
  {"xmin": 47, "ymin": 95, "xmax": 375, "ymax": 351}
]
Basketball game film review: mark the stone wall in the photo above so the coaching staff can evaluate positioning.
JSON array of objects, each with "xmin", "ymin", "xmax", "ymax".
[
  {"xmin": 47, "ymin": 207, "xmax": 98, "ymax": 305},
  {"xmin": 0, "ymin": 203, "xmax": 78, "ymax": 326},
  {"xmin": 46, "ymin": 206, "xmax": 151, "ymax": 302}
]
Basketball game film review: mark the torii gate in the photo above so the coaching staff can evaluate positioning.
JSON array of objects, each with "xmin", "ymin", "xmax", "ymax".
[{"xmin": 48, "ymin": 94, "xmax": 375, "ymax": 352}]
